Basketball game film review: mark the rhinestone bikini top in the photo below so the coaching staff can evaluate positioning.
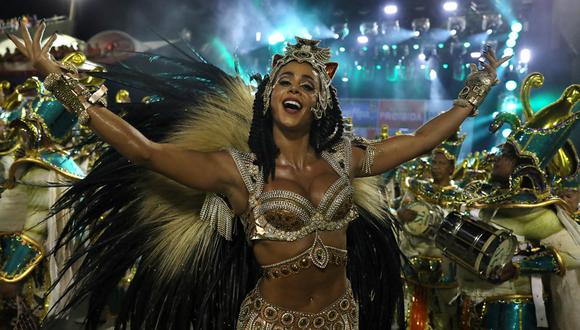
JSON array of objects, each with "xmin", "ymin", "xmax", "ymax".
[{"xmin": 229, "ymin": 138, "xmax": 358, "ymax": 242}]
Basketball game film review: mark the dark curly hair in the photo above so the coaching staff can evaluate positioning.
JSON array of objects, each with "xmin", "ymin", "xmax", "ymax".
[{"xmin": 248, "ymin": 74, "xmax": 344, "ymax": 182}]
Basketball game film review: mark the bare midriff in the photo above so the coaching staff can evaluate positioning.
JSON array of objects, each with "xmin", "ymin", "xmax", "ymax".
[{"xmin": 252, "ymin": 228, "xmax": 348, "ymax": 312}]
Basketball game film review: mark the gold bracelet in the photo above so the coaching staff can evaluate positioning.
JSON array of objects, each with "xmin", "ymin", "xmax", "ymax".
[
  {"xmin": 457, "ymin": 70, "xmax": 496, "ymax": 116},
  {"xmin": 44, "ymin": 73, "xmax": 107, "ymax": 126}
]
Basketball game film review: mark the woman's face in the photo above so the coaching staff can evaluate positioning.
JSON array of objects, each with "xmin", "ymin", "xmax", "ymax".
[{"xmin": 270, "ymin": 61, "xmax": 320, "ymax": 133}]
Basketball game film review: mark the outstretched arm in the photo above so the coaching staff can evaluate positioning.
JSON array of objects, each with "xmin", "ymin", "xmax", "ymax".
[
  {"xmin": 352, "ymin": 49, "xmax": 510, "ymax": 177},
  {"xmin": 7, "ymin": 21, "xmax": 244, "ymax": 201}
]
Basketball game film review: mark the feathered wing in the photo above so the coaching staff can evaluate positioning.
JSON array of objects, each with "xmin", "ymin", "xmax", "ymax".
[
  {"xmin": 350, "ymin": 177, "xmax": 404, "ymax": 329},
  {"xmin": 51, "ymin": 55, "xmax": 259, "ymax": 329},
  {"xmin": 50, "ymin": 52, "xmax": 402, "ymax": 329}
]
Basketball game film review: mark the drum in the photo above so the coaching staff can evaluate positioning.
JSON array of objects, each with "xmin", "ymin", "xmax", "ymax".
[
  {"xmin": 402, "ymin": 200, "xmax": 444, "ymax": 239},
  {"xmin": 435, "ymin": 211, "xmax": 517, "ymax": 280}
]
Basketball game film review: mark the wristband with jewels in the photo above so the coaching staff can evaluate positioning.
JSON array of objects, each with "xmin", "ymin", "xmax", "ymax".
[
  {"xmin": 457, "ymin": 70, "xmax": 498, "ymax": 116},
  {"xmin": 43, "ymin": 72, "xmax": 107, "ymax": 126}
]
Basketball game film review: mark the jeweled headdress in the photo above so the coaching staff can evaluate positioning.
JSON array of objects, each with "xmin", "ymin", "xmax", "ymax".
[{"xmin": 263, "ymin": 37, "xmax": 338, "ymax": 119}]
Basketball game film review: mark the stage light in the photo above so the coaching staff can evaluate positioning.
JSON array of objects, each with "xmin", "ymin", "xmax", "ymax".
[
  {"xmin": 447, "ymin": 16, "xmax": 466, "ymax": 35},
  {"xmin": 342, "ymin": 77, "xmax": 349, "ymax": 82},
  {"xmin": 482, "ymin": 13, "xmax": 503, "ymax": 32},
  {"xmin": 391, "ymin": 45, "xmax": 398, "ymax": 50},
  {"xmin": 443, "ymin": 2, "xmax": 458, "ymax": 12},
  {"xmin": 506, "ymin": 39, "xmax": 516, "ymax": 48},
  {"xmin": 384, "ymin": 4, "xmax": 398, "ymax": 15},
  {"xmin": 502, "ymin": 94, "xmax": 519, "ymax": 113},
  {"xmin": 492, "ymin": 111, "xmax": 499, "ymax": 118},
  {"xmin": 418, "ymin": 53, "xmax": 426, "ymax": 61},
  {"xmin": 376, "ymin": 64, "xmax": 382, "ymax": 70},
  {"xmin": 380, "ymin": 20, "xmax": 401, "ymax": 34},
  {"xmin": 339, "ymin": 47, "xmax": 346, "ymax": 52},
  {"xmin": 505, "ymin": 80, "xmax": 517, "ymax": 91},
  {"xmin": 463, "ymin": 41, "xmax": 471, "ymax": 48},
  {"xmin": 357, "ymin": 35, "xmax": 369, "ymax": 44},
  {"xmin": 442, "ymin": 63, "xmax": 449, "ymax": 69},
  {"xmin": 331, "ymin": 23, "xmax": 350, "ymax": 40},
  {"xmin": 256, "ymin": 32, "xmax": 262, "ymax": 42},
  {"xmin": 382, "ymin": 44, "xmax": 389, "ymax": 50},
  {"xmin": 429, "ymin": 69, "xmax": 438, "ymax": 80},
  {"xmin": 360, "ymin": 22, "xmax": 379, "ymax": 36},
  {"xmin": 486, "ymin": 29, "xmax": 493, "ymax": 35},
  {"xmin": 437, "ymin": 43, "xmax": 445, "ymax": 49},
  {"xmin": 268, "ymin": 32, "xmax": 285, "ymax": 45},
  {"xmin": 362, "ymin": 46, "xmax": 368, "ymax": 52},
  {"xmin": 470, "ymin": 51, "xmax": 481, "ymax": 59},
  {"xmin": 520, "ymin": 48, "xmax": 531, "ymax": 63},
  {"xmin": 502, "ymin": 128, "xmax": 512, "ymax": 138},
  {"xmin": 356, "ymin": 65, "xmax": 363, "ymax": 70},
  {"xmin": 420, "ymin": 64, "xmax": 426, "ymax": 70},
  {"xmin": 412, "ymin": 18, "xmax": 431, "ymax": 34},
  {"xmin": 511, "ymin": 22, "xmax": 523, "ymax": 33},
  {"xmin": 503, "ymin": 47, "xmax": 514, "ymax": 57},
  {"xmin": 413, "ymin": 44, "xmax": 420, "ymax": 50},
  {"xmin": 508, "ymin": 32, "xmax": 519, "ymax": 40}
]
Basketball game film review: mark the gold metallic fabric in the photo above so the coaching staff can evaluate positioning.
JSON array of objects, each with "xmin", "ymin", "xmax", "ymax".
[{"xmin": 237, "ymin": 282, "xmax": 359, "ymax": 329}]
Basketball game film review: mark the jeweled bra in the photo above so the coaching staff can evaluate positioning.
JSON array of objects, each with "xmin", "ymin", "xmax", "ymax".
[{"xmin": 229, "ymin": 138, "xmax": 358, "ymax": 278}]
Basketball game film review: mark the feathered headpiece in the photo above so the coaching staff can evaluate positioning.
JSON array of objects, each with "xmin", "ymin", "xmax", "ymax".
[{"xmin": 263, "ymin": 37, "xmax": 338, "ymax": 119}]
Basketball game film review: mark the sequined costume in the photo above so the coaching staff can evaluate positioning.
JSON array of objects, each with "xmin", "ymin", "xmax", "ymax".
[
  {"xmin": 46, "ymin": 41, "xmax": 403, "ymax": 329},
  {"xmin": 0, "ymin": 76, "xmax": 85, "ymax": 328},
  {"xmin": 397, "ymin": 134, "xmax": 467, "ymax": 330},
  {"xmin": 455, "ymin": 77, "xmax": 580, "ymax": 330}
]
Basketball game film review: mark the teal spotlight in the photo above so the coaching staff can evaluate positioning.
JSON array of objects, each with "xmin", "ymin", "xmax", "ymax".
[
  {"xmin": 437, "ymin": 43, "xmax": 445, "ymax": 49},
  {"xmin": 339, "ymin": 47, "xmax": 346, "ymax": 52},
  {"xmin": 362, "ymin": 46, "xmax": 368, "ymax": 51},
  {"xmin": 382, "ymin": 44, "xmax": 389, "ymax": 51},
  {"xmin": 463, "ymin": 41, "xmax": 471, "ymax": 48},
  {"xmin": 342, "ymin": 77, "xmax": 349, "ymax": 82},
  {"xmin": 413, "ymin": 44, "xmax": 420, "ymax": 50},
  {"xmin": 508, "ymin": 32, "xmax": 519, "ymax": 40},
  {"xmin": 506, "ymin": 39, "xmax": 516, "ymax": 48},
  {"xmin": 375, "ymin": 64, "xmax": 382, "ymax": 70},
  {"xmin": 511, "ymin": 22, "xmax": 523, "ymax": 33},
  {"xmin": 391, "ymin": 45, "xmax": 398, "ymax": 50},
  {"xmin": 505, "ymin": 80, "xmax": 517, "ymax": 91},
  {"xmin": 356, "ymin": 65, "xmax": 363, "ymax": 70},
  {"xmin": 442, "ymin": 63, "xmax": 449, "ymax": 69}
]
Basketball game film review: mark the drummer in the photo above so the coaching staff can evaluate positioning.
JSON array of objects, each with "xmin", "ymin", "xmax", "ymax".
[
  {"xmin": 459, "ymin": 108, "xmax": 580, "ymax": 330},
  {"xmin": 396, "ymin": 132, "xmax": 467, "ymax": 330}
]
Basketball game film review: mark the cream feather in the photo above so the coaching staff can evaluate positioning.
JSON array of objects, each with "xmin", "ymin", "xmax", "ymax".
[{"xmin": 136, "ymin": 77, "xmax": 388, "ymax": 280}]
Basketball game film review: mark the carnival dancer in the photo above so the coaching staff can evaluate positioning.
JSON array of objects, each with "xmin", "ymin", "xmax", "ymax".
[
  {"xmin": 397, "ymin": 132, "xmax": 467, "ymax": 330},
  {"xmin": 453, "ymin": 81, "xmax": 580, "ymax": 329},
  {"xmin": 7, "ymin": 21, "xmax": 509, "ymax": 329}
]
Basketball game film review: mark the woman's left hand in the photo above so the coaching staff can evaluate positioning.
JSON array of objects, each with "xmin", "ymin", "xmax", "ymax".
[{"xmin": 469, "ymin": 47, "xmax": 512, "ymax": 81}]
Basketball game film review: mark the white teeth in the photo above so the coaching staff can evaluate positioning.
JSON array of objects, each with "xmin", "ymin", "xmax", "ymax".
[{"xmin": 283, "ymin": 100, "xmax": 302, "ymax": 109}]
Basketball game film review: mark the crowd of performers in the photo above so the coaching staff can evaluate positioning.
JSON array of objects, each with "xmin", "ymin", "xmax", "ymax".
[{"xmin": 0, "ymin": 21, "xmax": 578, "ymax": 330}]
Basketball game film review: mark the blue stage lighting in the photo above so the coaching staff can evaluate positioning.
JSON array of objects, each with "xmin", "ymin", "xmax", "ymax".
[{"xmin": 505, "ymin": 80, "xmax": 517, "ymax": 91}]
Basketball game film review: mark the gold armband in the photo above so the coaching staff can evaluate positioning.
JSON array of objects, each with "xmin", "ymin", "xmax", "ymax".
[
  {"xmin": 44, "ymin": 73, "xmax": 107, "ymax": 126},
  {"xmin": 457, "ymin": 70, "xmax": 497, "ymax": 116},
  {"xmin": 352, "ymin": 136, "xmax": 379, "ymax": 176}
]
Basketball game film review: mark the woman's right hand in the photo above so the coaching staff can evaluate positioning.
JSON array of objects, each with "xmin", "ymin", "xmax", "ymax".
[{"xmin": 6, "ymin": 19, "xmax": 60, "ymax": 74}]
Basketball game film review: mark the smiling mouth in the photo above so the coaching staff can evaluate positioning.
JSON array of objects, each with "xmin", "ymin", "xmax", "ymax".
[{"xmin": 283, "ymin": 100, "xmax": 302, "ymax": 113}]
